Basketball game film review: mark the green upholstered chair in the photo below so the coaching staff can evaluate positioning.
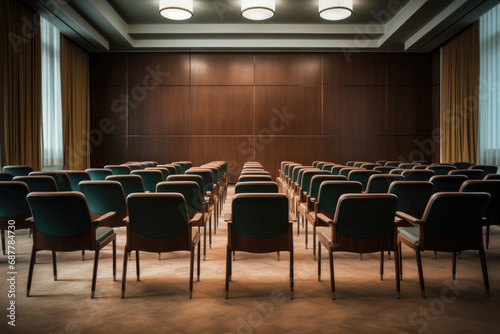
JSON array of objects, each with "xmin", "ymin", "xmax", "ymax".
[
  {"xmin": 286, "ymin": 164, "xmax": 302, "ymax": 189},
  {"xmin": 401, "ymin": 170, "xmax": 435, "ymax": 181},
  {"xmin": 389, "ymin": 181, "xmax": 433, "ymax": 220},
  {"xmin": 353, "ymin": 162, "xmax": 367, "ymax": 168},
  {"xmin": 186, "ymin": 168, "xmax": 217, "ymax": 234},
  {"xmin": 131, "ymin": 170, "xmax": 163, "ymax": 192},
  {"xmin": 385, "ymin": 161, "xmax": 403, "ymax": 168},
  {"xmin": 13, "ymin": 176, "xmax": 58, "ymax": 192},
  {"xmin": 339, "ymin": 167, "xmax": 362, "ymax": 179},
  {"xmin": 226, "ymin": 193, "xmax": 294, "ymax": 299},
  {"xmin": 330, "ymin": 165, "xmax": 346, "ymax": 175},
  {"xmin": 426, "ymin": 165, "xmax": 456, "ymax": 175},
  {"xmin": 171, "ymin": 163, "xmax": 183, "ymax": 174},
  {"xmin": 346, "ymin": 161, "xmax": 356, "ymax": 167},
  {"xmin": 312, "ymin": 161, "xmax": 322, "ymax": 167},
  {"xmin": 85, "ymin": 168, "xmax": 113, "ymax": 181},
  {"xmin": 122, "ymin": 193, "xmax": 200, "ymax": 299},
  {"xmin": 157, "ymin": 181, "xmax": 209, "ymax": 260},
  {"xmin": 413, "ymin": 164, "xmax": 430, "ymax": 169},
  {"xmin": 485, "ymin": 174, "xmax": 500, "ymax": 180},
  {"xmin": 238, "ymin": 175, "xmax": 273, "ymax": 183},
  {"xmin": 202, "ymin": 164, "xmax": 225, "ymax": 215},
  {"xmin": 240, "ymin": 170, "xmax": 270, "ymax": 176},
  {"xmin": 321, "ymin": 163, "xmax": 336, "ymax": 171},
  {"xmin": 317, "ymin": 194, "xmax": 400, "ymax": 299},
  {"xmin": 235, "ymin": 181, "xmax": 279, "ymax": 194},
  {"xmin": 398, "ymin": 163, "xmax": 418, "ymax": 169},
  {"xmin": 348, "ymin": 170, "xmax": 381, "ymax": 192},
  {"xmin": 307, "ymin": 181, "xmax": 362, "ymax": 260},
  {"xmin": 105, "ymin": 175, "xmax": 145, "ymax": 198},
  {"xmin": 178, "ymin": 161, "xmax": 193, "ymax": 169},
  {"xmin": 0, "ymin": 172, "xmax": 14, "ymax": 181},
  {"xmin": 29, "ymin": 171, "xmax": 72, "ymax": 191},
  {"xmin": 104, "ymin": 165, "xmax": 131, "ymax": 175},
  {"xmin": 167, "ymin": 174, "xmax": 204, "ymax": 195},
  {"xmin": 278, "ymin": 161, "xmax": 294, "ymax": 191},
  {"xmin": 430, "ymin": 175, "xmax": 468, "ymax": 194},
  {"xmin": 374, "ymin": 166, "xmax": 397, "ymax": 174},
  {"xmin": 157, "ymin": 164, "xmax": 178, "ymax": 175},
  {"xmin": 389, "ymin": 169, "xmax": 405, "ymax": 175},
  {"xmin": 141, "ymin": 161, "xmax": 158, "ymax": 167},
  {"xmin": 360, "ymin": 163, "xmax": 381, "ymax": 170},
  {"xmin": 365, "ymin": 174, "xmax": 404, "ymax": 193},
  {"xmin": 172, "ymin": 162, "xmax": 189, "ymax": 174},
  {"xmin": 460, "ymin": 180, "xmax": 500, "ymax": 249},
  {"xmin": 3, "ymin": 165, "xmax": 33, "ymax": 176},
  {"xmin": 317, "ymin": 162, "xmax": 329, "ymax": 169},
  {"xmin": 454, "ymin": 162, "xmax": 472, "ymax": 169},
  {"xmin": 0, "ymin": 181, "xmax": 31, "ymax": 255},
  {"xmin": 470, "ymin": 165, "xmax": 498, "ymax": 175},
  {"xmin": 79, "ymin": 181, "xmax": 127, "ymax": 228},
  {"xmin": 449, "ymin": 169, "xmax": 485, "ymax": 180},
  {"xmin": 145, "ymin": 167, "xmax": 170, "ymax": 180},
  {"xmin": 122, "ymin": 163, "xmax": 142, "ymax": 171},
  {"xmin": 26, "ymin": 192, "xmax": 116, "ymax": 298},
  {"xmin": 397, "ymin": 192, "xmax": 491, "ymax": 298},
  {"xmin": 64, "ymin": 170, "xmax": 91, "ymax": 191}
]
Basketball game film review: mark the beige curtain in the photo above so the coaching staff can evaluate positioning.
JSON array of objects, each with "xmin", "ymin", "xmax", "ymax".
[
  {"xmin": 440, "ymin": 22, "xmax": 479, "ymax": 163},
  {"xmin": 0, "ymin": 0, "xmax": 42, "ymax": 170},
  {"xmin": 60, "ymin": 34, "xmax": 90, "ymax": 170}
]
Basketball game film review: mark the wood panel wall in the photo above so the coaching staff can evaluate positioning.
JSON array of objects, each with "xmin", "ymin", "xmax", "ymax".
[{"xmin": 89, "ymin": 52, "xmax": 434, "ymax": 182}]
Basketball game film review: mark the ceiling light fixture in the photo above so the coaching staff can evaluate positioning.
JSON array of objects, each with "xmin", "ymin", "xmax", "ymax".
[
  {"xmin": 159, "ymin": 0, "xmax": 193, "ymax": 20},
  {"xmin": 319, "ymin": 0, "xmax": 353, "ymax": 21},
  {"xmin": 241, "ymin": 0, "xmax": 275, "ymax": 21}
]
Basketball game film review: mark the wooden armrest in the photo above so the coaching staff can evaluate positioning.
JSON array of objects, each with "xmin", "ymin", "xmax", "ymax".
[
  {"xmin": 224, "ymin": 213, "xmax": 231, "ymax": 222},
  {"xmin": 396, "ymin": 211, "xmax": 422, "ymax": 225},
  {"xmin": 93, "ymin": 211, "xmax": 116, "ymax": 225},
  {"xmin": 26, "ymin": 217, "xmax": 34, "ymax": 224},
  {"xmin": 206, "ymin": 191, "xmax": 212, "ymax": 197},
  {"xmin": 289, "ymin": 213, "xmax": 297, "ymax": 222},
  {"xmin": 190, "ymin": 213, "xmax": 203, "ymax": 223},
  {"xmin": 317, "ymin": 213, "xmax": 333, "ymax": 224},
  {"xmin": 303, "ymin": 191, "xmax": 307, "ymax": 197},
  {"xmin": 123, "ymin": 216, "xmax": 129, "ymax": 224},
  {"xmin": 145, "ymin": 191, "xmax": 151, "ymax": 193},
  {"xmin": 310, "ymin": 198, "xmax": 316, "ymax": 203},
  {"xmin": 394, "ymin": 217, "xmax": 403, "ymax": 224}
]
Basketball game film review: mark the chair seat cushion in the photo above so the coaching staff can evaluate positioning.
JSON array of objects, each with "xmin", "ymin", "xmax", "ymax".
[
  {"xmin": 96, "ymin": 226, "xmax": 114, "ymax": 242},
  {"xmin": 399, "ymin": 226, "xmax": 419, "ymax": 244},
  {"xmin": 316, "ymin": 226, "xmax": 331, "ymax": 245}
]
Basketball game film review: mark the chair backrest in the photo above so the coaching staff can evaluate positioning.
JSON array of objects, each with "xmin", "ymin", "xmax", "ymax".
[
  {"xmin": 385, "ymin": 161, "xmax": 402, "ymax": 167},
  {"xmin": 171, "ymin": 164, "xmax": 183, "ymax": 174},
  {"xmin": 346, "ymin": 161, "xmax": 356, "ymax": 167},
  {"xmin": 426, "ymin": 165, "xmax": 456, "ymax": 175},
  {"xmin": 331, "ymin": 165, "xmax": 346, "ymax": 175},
  {"xmin": 322, "ymin": 163, "xmax": 336, "ymax": 171},
  {"xmin": 413, "ymin": 165, "xmax": 430, "ymax": 169},
  {"xmin": 145, "ymin": 167, "xmax": 170, "ymax": 180},
  {"xmin": 142, "ymin": 161, "xmax": 158, "ymax": 167},
  {"xmin": 365, "ymin": 174, "xmax": 405, "ymax": 193},
  {"xmin": 485, "ymin": 174, "xmax": 500, "ymax": 180},
  {"xmin": 454, "ymin": 162, "xmax": 472, "ymax": 169},
  {"xmin": 0, "ymin": 181, "xmax": 31, "ymax": 218},
  {"xmin": 0, "ymin": 172, "xmax": 13, "ymax": 181},
  {"xmin": 460, "ymin": 180, "xmax": 500, "ymax": 218},
  {"xmin": 13, "ymin": 176, "xmax": 58, "ymax": 192},
  {"xmin": 185, "ymin": 169, "xmax": 213, "ymax": 194},
  {"xmin": 347, "ymin": 170, "xmax": 381, "ymax": 191},
  {"xmin": 422, "ymin": 192, "xmax": 490, "ymax": 236},
  {"xmin": 389, "ymin": 169, "xmax": 404, "ymax": 175},
  {"xmin": 178, "ymin": 161, "xmax": 193, "ymax": 169},
  {"xmin": 172, "ymin": 162, "xmax": 189, "ymax": 174},
  {"xmin": 309, "ymin": 175, "xmax": 348, "ymax": 200},
  {"xmin": 64, "ymin": 171, "xmax": 91, "ymax": 191},
  {"xmin": 231, "ymin": 194, "xmax": 289, "ymax": 239},
  {"xmin": 312, "ymin": 161, "xmax": 322, "ymax": 168},
  {"xmin": 127, "ymin": 193, "xmax": 189, "ymax": 238},
  {"xmin": 296, "ymin": 168, "xmax": 320, "ymax": 188},
  {"xmin": 300, "ymin": 170, "xmax": 331, "ymax": 194},
  {"xmin": 235, "ymin": 181, "xmax": 279, "ymax": 194},
  {"xmin": 282, "ymin": 162, "xmax": 294, "ymax": 176},
  {"xmin": 123, "ymin": 163, "xmax": 142, "ymax": 171},
  {"xmin": 470, "ymin": 165, "xmax": 498, "ymax": 175},
  {"xmin": 157, "ymin": 164, "xmax": 177, "ymax": 175},
  {"xmin": 401, "ymin": 170, "xmax": 435, "ymax": 181},
  {"xmin": 449, "ymin": 169, "xmax": 484, "ymax": 180},
  {"xmin": 374, "ymin": 166, "xmax": 396, "ymax": 174},
  {"xmin": 105, "ymin": 175, "xmax": 145, "ymax": 197},
  {"xmin": 353, "ymin": 162, "xmax": 367, "ymax": 168},
  {"xmin": 398, "ymin": 163, "xmax": 418, "ymax": 169},
  {"xmin": 79, "ymin": 181, "xmax": 127, "ymax": 216},
  {"xmin": 334, "ymin": 194, "xmax": 398, "ymax": 238},
  {"xmin": 429, "ymin": 175, "xmax": 468, "ymax": 193},
  {"xmin": 389, "ymin": 181, "xmax": 433, "ymax": 216},
  {"xmin": 339, "ymin": 167, "xmax": 362, "ymax": 178},
  {"xmin": 85, "ymin": 168, "xmax": 113, "ymax": 181},
  {"xmin": 360, "ymin": 163, "xmax": 380, "ymax": 170},
  {"xmin": 156, "ymin": 181, "xmax": 203, "ymax": 215},
  {"xmin": 238, "ymin": 175, "xmax": 273, "ymax": 183},
  {"xmin": 27, "ymin": 192, "xmax": 92, "ymax": 238},
  {"xmin": 166, "ymin": 175, "xmax": 204, "ymax": 196},
  {"xmin": 3, "ymin": 165, "xmax": 33, "ymax": 176},
  {"xmin": 292, "ymin": 166, "xmax": 314, "ymax": 184},
  {"xmin": 287, "ymin": 164, "xmax": 302, "ymax": 179},
  {"xmin": 131, "ymin": 170, "xmax": 163, "ymax": 192},
  {"xmin": 29, "ymin": 171, "xmax": 72, "ymax": 191},
  {"xmin": 104, "ymin": 165, "xmax": 131, "ymax": 175},
  {"xmin": 201, "ymin": 165, "xmax": 221, "ymax": 184},
  {"xmin": 317, "ymin": 181, "xmax": 363, "ymax": 214},
  {"xmin": 240, "ymin": 170, "xmax": 270, "ymax": 176}
]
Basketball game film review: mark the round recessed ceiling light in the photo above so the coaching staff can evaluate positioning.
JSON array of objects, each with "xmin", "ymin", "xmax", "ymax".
[
  {"xmin": 159, "ymin": 0, "xmax": 193, "ymax": 21},
  {"xmin": 241, "ymin": 0, "xmax": 275, "ymax": 21},
  {"xmin": 319, "ymin": 0, "xmax": 353, "ymax": 21}
]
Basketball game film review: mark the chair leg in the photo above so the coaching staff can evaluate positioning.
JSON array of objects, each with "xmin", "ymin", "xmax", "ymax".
[
  {"xmin": 318, "ymin": 240, "xmax": 321, "ymax": 281},
  {"xmin": 313, "ymin": 224, "xmax": 317, "ymax": 261},
  {"xmin": 290, "ymin": 247, "xmax": 294, "ymax": 300},
  {"xmin": 52, "ymin": 251, "xmax": 57, "ymax": 281},
  {"xmin": 136, "ymin": 250, "xmax": 140, "ymax": 281},
  {"xmin": 214, "ymin": 202, "xmax": 218, "ymax": 235},
  {"xmin": 82, "ymin": 249, "xmax": 85, "ymax": 261},
  {"xmin": 91, "ymin": 247, "xmax": 100, "ymax": 299},
  {"xmin": 121, "ymin": 247, "xmax": 129, "ymax": 298},
  {"xmin": 478, "ymin": 245, "xmax": 490, "ymax": 297},
  {"xmin": 394, "ymin": 246, "xmax": 401, "ymax": 299},
  {"xmin": 27, "ymin": 246, "xmax": 37, "ymax": 297},
  {"xmin": 387, "ymin": 250, "xmax": 391, "ymax": 260},
  {"xmin": 485, "ymin": 225, "xmax": 490, "ymax": 249},
  {"xmin": 225, "ymin": 245, "xmax": 231, "ymax": 299},
  {"xmin": 415, "ymin": 250, "xmax": 425, "ymax": 298},
  {"xmin": 189, "ymin": 247, "xmax": 194, "ymax": 299},
  {"xmin": 380, "ymin": 251, "xmax": 384, "ymax": 281},
  {"xmin": 434, "ymin": 251, "xmax": 438, "ymax": 259},
  {"xmin": 209, "ymin": 216, "xmax": 212, "ymax": 249},
  {"xmin": 158, "ymin": 252, "xmax": 161, "ymax": 260},
  {"xmin": 329, "ymin": 247, "xmax": 335, "ymax": 300},
  {"xmin": 399, "ymin": 242, "xmax": 403, "ymax": 280},
  {"xmin": 297, "ymin": 213, "xmax": 300, "ymax": 236},
  {"xmin": 277, "ymin": 251, "xmax": 280, "ymax": 261},
  {"xmin": 304, "ymin": 215, "xmax": 307, "ymax": 249},
  {"xmin": 112, "ymin": 240, "xmax": 116, "ymax": 281},
  {"xmin": 1, "ymin": 229, "xmax": 5, "ymax": 255},
  {"xmin": 359, "ymin": 253, "xmax": 363, "ymax": 261},
  {"xmin": 197, "ymin": 240, "xmax": 201, "ymax": 282},
  {"xmin": 203, "ymin": 224, "xmax": 207, "ymax": 261},
  {"xmin": 452, "ymin": 252, "xmax": 457, "ymax": 280}
]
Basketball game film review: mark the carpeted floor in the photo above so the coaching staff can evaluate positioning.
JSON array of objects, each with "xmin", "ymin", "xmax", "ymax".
[{"xmin": 2, "ymin": 186, "xmax": 500, "ymax": 334}]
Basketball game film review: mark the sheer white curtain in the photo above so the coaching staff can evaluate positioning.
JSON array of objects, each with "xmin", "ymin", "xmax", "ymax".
[
  {"xmin": 41, "ymin": 17, "xmax": 63, "ymax": 168},
  {"xmin": 478, "ymin": 4, "xmax": 500, "ymax": 165}
]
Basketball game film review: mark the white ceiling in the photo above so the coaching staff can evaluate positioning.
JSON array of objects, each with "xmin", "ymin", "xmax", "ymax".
[{"xmin": 22, "ymin": 0, "xmax": 500, "ymax": 52}]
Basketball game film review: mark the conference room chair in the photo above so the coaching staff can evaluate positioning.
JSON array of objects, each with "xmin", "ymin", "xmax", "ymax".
[
  {"xmin": 131, "ymin": 170, "xmax": 163, "ymax": 192},
  {"xmin": 85, "ymin": 168, "xmax": 113, "ymax": 181},
  {"xmin": 385, "ymin": 161, "xmax": 403, "ymax": 168},
  {"xmin": 296, "ymin": 170, "xmax": 331, "ymax": 232},
  {"xmin": 122, "ymin": 193, "xmax": 200, "ymax": 299},
  {"xmin": 426, "ymin": 165, "xmax": 457, "ymax": 175},
  {"xmin": 289, "ymin": 167, "xmax": 316, "ymax": 210},
  {"xmin": 105, "ymin": 175, "xmax": 145, "ymax": 198},
  {"xmin": 346, "ymin": 161, "xmax": 356, "ymax": 167},
  {"xmin": 104, "ymin": 165, "xmax": 131, "ymax": 175},
  {"xmin": 353, "ymin": 162, "xmax": 369, "ymax": 168},
  {"xmin": 13, "ymin": 176, "xmax": 58, "ymax": 192},
  {"xmin": 374, "ymin": 166, "xmax": 397, "ymax": 174},
  {"xmin": 365, "ymin": 174, "xmax": 405, "ymax": 194},
  {"xmin": 470, "ymin": 165, "xmax": 498, "ymax": 175},
  {"xmin": 0, "ymin": 172, "xmax": 13, "ymax": 181},
  {"xmin": 186, "ymin": 168, "xmax": 218, "ymax": 235},
  {"xmin": 286, "ymin": 164, "xmax": 302, "ymax": 189},
  {"xmin": 202, "ymin": 164, "xmax": 225, "ymax": 213},
  {"xmin": 401, "ymin": 170, "xmax": 435, "ymax": 181},
  {"xmin": 331, "ymin": 165, "xmax": 347, "ymax": 175},
  {"xmin": 225, "ymin": 194, "xmax": 294, "ymax": 299},
  {"xmin": 348, "ymin": 170, "xmax": 381, "ymax": 192},
  {"xmin": 454, "ymin": 162, "xmax": 473, "ymax": 169},
  {"xmin": 278, "ymin": 161, "xmax": 295, "ymax": 192},
  {"xmin": 0, "ymin": 181, "xmax": 31, "ymax": 255},
  {"xmin": 234, "ymin": 181, "xmax": 279, "ymax": 194},
  {"xmin": 29, "ymin": 171, "xmax": 72, "ymax": 191},
  {"xmin": 317, "ymin": 194, "xmax": 400, "ymax": 300},
  {"xmin": 322, "ymin": 163, "xmax": 336, "ymax": 171},
  {"xmin": 172, "ymin": 162, "xmax": 189, "ymax": 174},
  {"xmin": 79, "ymin": 181, "xmax": 128, "ymax": 228},
  {"xmin": 64, "ymin": 170, "xmax": 91, "ymax": 191},
  {"xmin": 171, "ymin": 163, "xmax": 183, "ymax": 174},
  {"xmin": 360, "ymin": 163, "xmax": 381, "ymax": 170},
  {"xmin": 141, "ymin": 161, "xmax": 158, "ymax": 167},
  {"xmin": 389, "ymin": 181, "xmax": 433, "ymax": 222},
  {"xmin": 398, "ymin": 163, "xmax": 418, "ymax": 169},
  {"xmin": 157, "ymin": 164, "xmax": 178, "ymax": 175},
  {"xmin": 449, "ymin": 169, "xmax": 485, "ymax": 180},
  {"xmin": 485, "ymin": 174, "xmax": 500, "ymax": 180},
  {"xmin": 429, "ymin": 175, "xmax": 468, "ymax": 194},
  {"xmin": 307, "ymin": 181, "xmax": 362, "ymax": 260},
  {"xmin": 145, "ymin": 167, "xmax": 170, "ymax": 181},
  {"xmin": 122, "ymin": 163, "xmax": 142, "ymax": 171},
  {"xmin": 413, "ymin": 165, "xmax": 430, "ymax": 169},
  {"xmin": 389, "ymin": 169, "xmax": 405, "ymax": 175},
  {"xmin": 460, "ymin": 180, "xmax": 500, "ymax": 249},
  {"xmin": 238, "ymin": 175, "xmax": 273, "ymax": 183},
  {"xmin": 166, "ymin": 174, "xmax": 205, "ymax": 196},
  {"xmin": 312, "ymin": 161, "xmax": 323, "ymax": 168},
  {"xmin": 26, "ymin": 192, "xmax": 116, "ymax": 298},
  {"xmin": 240, "ymin": 170, "xmax": 270, "ymax": 176},
  {"xmin": 178, "ymin": 161, "xmax": 193, "ymax": 169},
  {"xmin": 397, "ymin": 192, "xmax": 491, "ymax": 298},
  {"xmin": 339, "ymin": 167, "xmax": 362, "ymax": 179},
  {"xmin": 3, "ymin": 165, "xmax": 33, "ymax": 176}
]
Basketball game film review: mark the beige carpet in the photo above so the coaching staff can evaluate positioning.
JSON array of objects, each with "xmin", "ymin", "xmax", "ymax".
[{"xmin": 2, "ymin": 186, "xmax": 500, "ymax": 334}]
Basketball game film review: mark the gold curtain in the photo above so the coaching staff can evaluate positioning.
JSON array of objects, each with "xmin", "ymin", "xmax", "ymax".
[
  {"xmin": 60, "ymin": 34, "xmax": 90, "ymax": 170},
  {"xmin": 0, "ymin": 0, "xmax": 42, "ymax": 170},
  {"xmin": 440, "ymin": 22, "xmax": 479, "ymax": 163}
]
